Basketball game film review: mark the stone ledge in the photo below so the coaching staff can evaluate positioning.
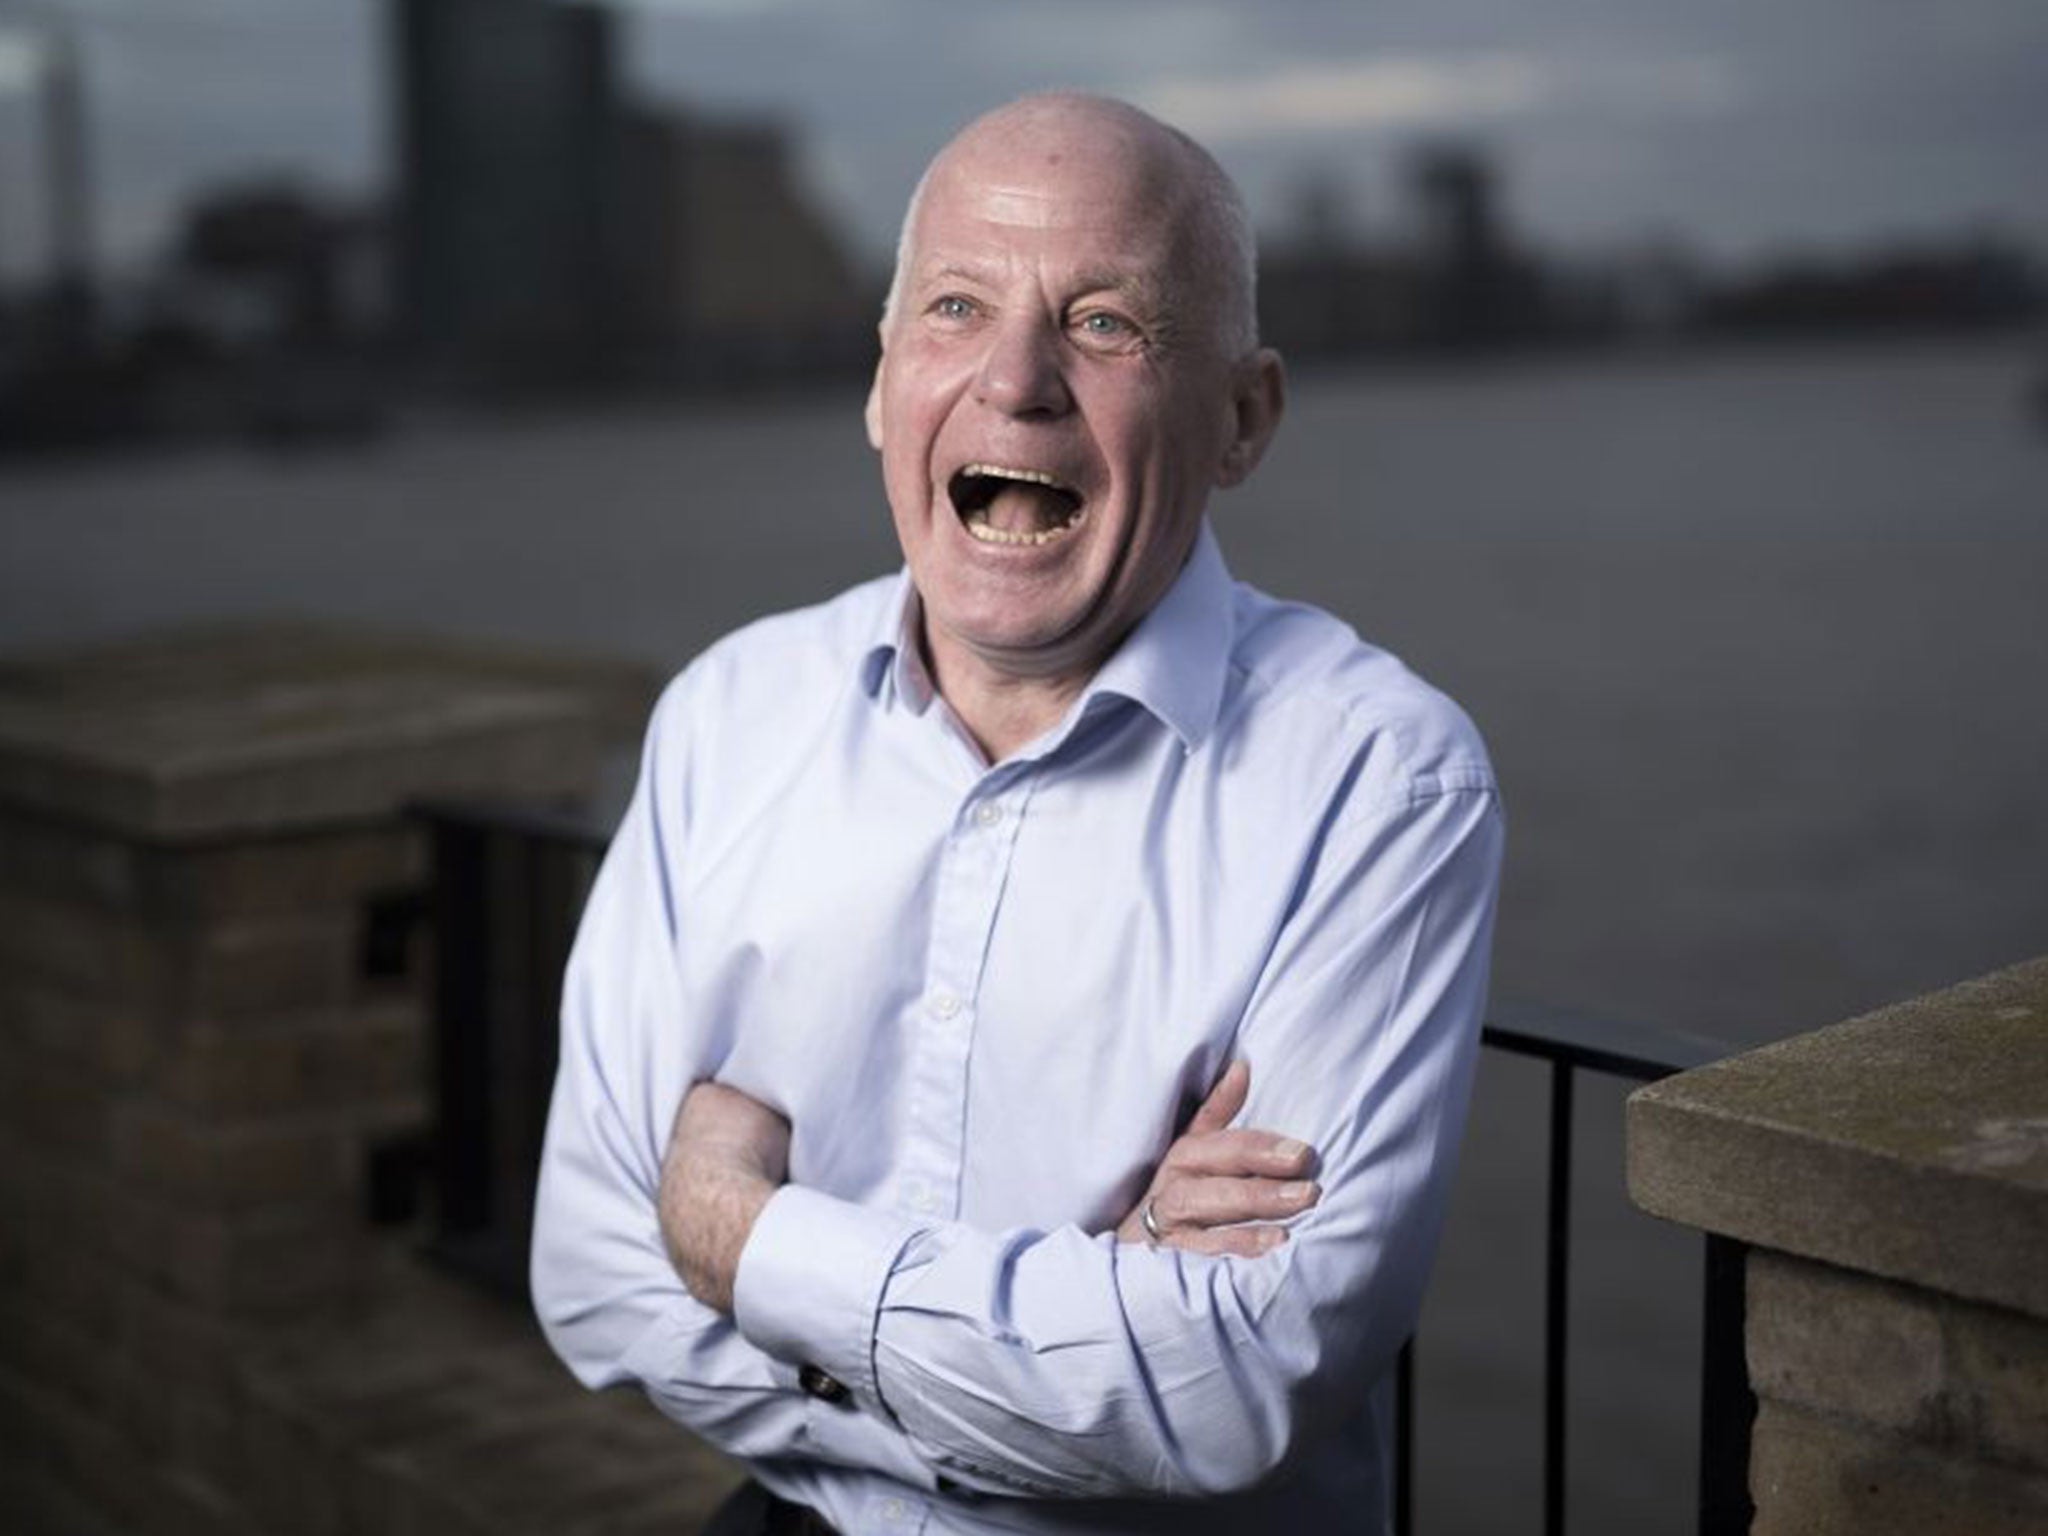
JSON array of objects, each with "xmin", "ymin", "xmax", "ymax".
[
  {"xmin": 1627, "ymin": 955, "xmax": 2048, "ymax": 1320},
  {"xmin": 0, "ymin": 622, "xmax": 659, "ymax": 841}
]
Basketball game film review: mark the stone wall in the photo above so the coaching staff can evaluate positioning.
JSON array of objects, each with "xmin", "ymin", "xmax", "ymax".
[
  {"xmin": 0, "ymin": 624, "xmax": 742, "ymax": 1534},
  {"xmin": 1746, "ymin": 1250, "xmax": 2048, "ymax": 1535},
  {"xmin": 1630, "ymin": 955, "xmax": 2048, "ymax": 1534},
  {"xmin": 0, "ymin": 813, "xmax": 426, "ymax": 1532}
]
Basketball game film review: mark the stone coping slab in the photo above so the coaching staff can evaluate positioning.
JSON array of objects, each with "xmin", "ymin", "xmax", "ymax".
[
  {"xmin": 1628, "ymin": 955, "xmax": 2048, "ymax": 1321},
  {"xmin": 0, "ymin": 622, "xmax": 662, "ymax": 841}
]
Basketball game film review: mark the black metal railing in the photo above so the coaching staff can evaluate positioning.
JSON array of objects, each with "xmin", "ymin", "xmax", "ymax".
[
  {"xmin": 406, "ymin": 799, "xmax": 610, "ymax": 1296},
  {"xmin": 1391, "ymin": 1002, "xmax": 1752, "ymax": 1536},
  {"xmin": 389, "ymin": 800, "xmax": 1751, "ymax": 1536}
]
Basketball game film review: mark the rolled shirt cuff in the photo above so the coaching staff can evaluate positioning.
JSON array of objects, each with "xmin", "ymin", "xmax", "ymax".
[{"xmin": 732, "ymin": 1184, "xmax": 925, "ymax": 1414}]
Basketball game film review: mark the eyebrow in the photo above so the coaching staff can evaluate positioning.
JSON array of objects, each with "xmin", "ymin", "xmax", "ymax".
[
  {"xmin": 914, "ymin": 260, "xmax": 1170, "ymax": 315},
  {"xmin": 917, "ymin": 261, "xmax": 1000, "ymax": 291}
]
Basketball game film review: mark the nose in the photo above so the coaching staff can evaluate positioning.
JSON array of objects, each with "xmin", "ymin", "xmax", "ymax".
[{"xmin": 972, "ymin": 313, "xmax": 1073, "ymax": 418}]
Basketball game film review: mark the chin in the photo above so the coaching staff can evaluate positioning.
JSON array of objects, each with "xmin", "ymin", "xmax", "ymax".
[
  {"xmin": 931, "ymin": 588, "xmax": 1099, "ymax": 668},
  {"xmin": 947, "ymin": 609, "xmax": 1083, "ymax": 662}
]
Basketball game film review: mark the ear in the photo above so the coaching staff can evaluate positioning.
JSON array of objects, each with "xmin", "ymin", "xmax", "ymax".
[
  {"xmin": 864, "ymin": 327, "xmax": 891, "ymax": 451},
  {"xmin": 1213, "ymin": 347, "xmax": 1286, "ymax": 489},
  {"xmin": 864, "ymin": 355, "xmax": 886, "ymax": 452}
]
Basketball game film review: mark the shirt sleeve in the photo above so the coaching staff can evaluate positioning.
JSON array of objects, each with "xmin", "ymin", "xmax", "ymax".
[
  {"xmin": 731, "ymin": 778, "xmax": 1504, "ymax": 1499},
  {"xmin": 529, "ymin": 689, "xmax": 938, "ymax": 1489}
]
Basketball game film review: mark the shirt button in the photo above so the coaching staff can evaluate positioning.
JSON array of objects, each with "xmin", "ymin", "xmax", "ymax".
[
  {"xmin": 879, "ymin": 1498, "xmax": 909, "ymax": 1522},
  {"xmin": 797, "ymin": 1363, "xmax": 849, "ymax": 1404},
  {"xmin": 972, "ymin": 801, "xmax": 1002, "ymax": 827},
  {"xmin": 913, "ymin": 1186, "xmax": 942, "ymax": 1215},
  {"xmin": 930, "ymin": 991, "xmax": 961, "ymax": 1020}
]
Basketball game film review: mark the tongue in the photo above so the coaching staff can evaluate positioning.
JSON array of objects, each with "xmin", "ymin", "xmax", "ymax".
[{"xmin": 981, "ymin": 483, "xmax": 1070, "ymax": 534}]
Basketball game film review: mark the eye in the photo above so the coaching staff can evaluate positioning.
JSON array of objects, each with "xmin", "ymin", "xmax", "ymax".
[
  {"xmin": 931, "ymin": 294, "xmax": 978, "ymax": 322},
  {"xmin": 1072, "ymin": 308, "xmax": 1141, "ymax": 349}
]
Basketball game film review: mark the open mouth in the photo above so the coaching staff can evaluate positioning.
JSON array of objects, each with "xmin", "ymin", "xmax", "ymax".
[{"xmin": 947, "ymin": 463, "xmax": 1087, "ymax": 547}]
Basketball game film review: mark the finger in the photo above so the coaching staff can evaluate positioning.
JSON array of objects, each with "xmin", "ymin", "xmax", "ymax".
[
  {"xmin": 1185, "ymin": 1058, "xmax": 1251, "ymax": 1135},
  {"xmin": 1163, "ymin": 1223, "xmax": 1290, "ymax": 1259},
  {"xmin": 1164, "ymin": 1127, "xmax": 1315, "ymax": 1179},
  {"xmin": 1160, "ymin": 1174, "xmax": 1320, "ymax": 1229}
]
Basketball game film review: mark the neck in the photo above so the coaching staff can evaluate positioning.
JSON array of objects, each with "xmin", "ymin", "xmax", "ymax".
[{"xmin": 922, "ymin": 634, "xmax": 1094, "ymax": 764}]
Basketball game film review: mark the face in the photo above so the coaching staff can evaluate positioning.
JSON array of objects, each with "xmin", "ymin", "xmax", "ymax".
[{"xmin": 867, "ymin": 108, "xmax": 1282, "ymax": 688}]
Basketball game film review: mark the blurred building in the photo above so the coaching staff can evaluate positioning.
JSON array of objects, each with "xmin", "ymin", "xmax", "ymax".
[
  {"xmin": 615, "ymin": 107, "xmax": 870, "ymax": 380},
  {"xmin": 119, "ymin": 181, "xmax": 393, "ymax": 445},
  {"xmin": 1256, "ymin": 171, "xmax": 1425, "ymax": 361},
  {"xmin": 392, "ymin": 0, "xmax": 626, "ymax": 386},
  {"xmin": 1408, "ymin": 143, "xmax": 1543, "ymax": 349},
  {"xmin": 1258, "ymin": 144, "xmax": 1548, "ymax": 358},
  {"xmin": 1698, "ymin": 234, "xmax": 2045, "ymax": 337},
  {"xmin": 390, "ymin": 0, "xmax": 869, "ymax": 393},
  {"xmin": 174, "ymin": 183, "xmax": 388, "ymax": 347}
]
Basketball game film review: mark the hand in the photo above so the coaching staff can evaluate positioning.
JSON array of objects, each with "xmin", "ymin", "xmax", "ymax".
[
  {"xmin": 1114, "ymin": 1060, "xmax": 1320, "ymax": 1257},
  {"xmin": 658, "ymin": 1080, "xmax": 791, "ymax": 1314}
]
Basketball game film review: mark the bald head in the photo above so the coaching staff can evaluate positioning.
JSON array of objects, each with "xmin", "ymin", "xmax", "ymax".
[{"xmin": 883, "ymin": 93, "xmax": 1260, "ymax": 359}]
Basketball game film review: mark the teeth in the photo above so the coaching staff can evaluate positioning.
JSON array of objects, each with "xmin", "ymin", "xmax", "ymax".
[
  {"xmin": 964, "ymin": 507, "xmax": 1088, "ymax": 546},
  {"xmin": 961, "ymin": 462, "xmax": 1071, "ymax": 491},
  {"xmin": 956, "ymin": 462, "xmax": 1085, "ymax": 547}
]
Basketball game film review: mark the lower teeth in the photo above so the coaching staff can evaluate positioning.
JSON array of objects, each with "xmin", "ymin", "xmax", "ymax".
[{"xmin": 964, "ymin": 510, "xmax": 1084, "ymax": 546}]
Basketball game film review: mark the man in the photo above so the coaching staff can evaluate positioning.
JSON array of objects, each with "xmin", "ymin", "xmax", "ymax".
[{"xmin": 533, "ymin": 94, "xmax": 1502, "ymax": 1535}]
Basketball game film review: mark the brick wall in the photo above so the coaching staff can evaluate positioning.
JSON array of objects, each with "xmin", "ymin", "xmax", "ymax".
[
  {"xmin": 0, "ymin": 626, "xmax": 741, "ymax": 1535},
  {"xmin": 1746, "ymin": 1252, "xmax": 2048, "ymax": 1536}
]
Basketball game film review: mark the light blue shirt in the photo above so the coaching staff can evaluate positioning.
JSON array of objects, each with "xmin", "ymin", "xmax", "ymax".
[{"xmin": 533, "ymin": 523, "xmax": 1503, "ymax": 1536}]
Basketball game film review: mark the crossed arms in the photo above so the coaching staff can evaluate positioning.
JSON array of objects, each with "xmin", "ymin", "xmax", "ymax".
[
  {"xmin": 662, "ymin": 1056, "xmax": 1318, "ymax": 1313},
  {"xmin": 532, "ymin": 745, "xmax": 1501, "ymax": 1502}
]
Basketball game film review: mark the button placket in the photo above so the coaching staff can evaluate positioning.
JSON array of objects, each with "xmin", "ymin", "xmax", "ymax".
[{"xmin": 896, "ymin": 772, "xmax": 1035, "ymax": 1225}]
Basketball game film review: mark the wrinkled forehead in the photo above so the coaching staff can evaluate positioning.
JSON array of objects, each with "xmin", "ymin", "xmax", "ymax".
[{"xmin": 909, "ymin": 126, "xmax": 1198, "ymax": 285}]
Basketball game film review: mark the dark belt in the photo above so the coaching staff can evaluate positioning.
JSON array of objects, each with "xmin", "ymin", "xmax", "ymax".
[
  {"xmin": 762, "ymin": 1492, "xmax": 840, "ymax": 1536},
  {"xmin": 702, "ymin": 1481, "xmax": 841, "ymax": 1536}
]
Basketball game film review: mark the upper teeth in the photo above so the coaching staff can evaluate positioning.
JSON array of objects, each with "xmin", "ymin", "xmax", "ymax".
[{"xmin": 962, "ymin": 463, "xmax": 1070, "ymax": 490}]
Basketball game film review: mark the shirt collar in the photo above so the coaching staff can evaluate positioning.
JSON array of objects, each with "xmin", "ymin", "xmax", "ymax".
[
  {"xmin": 858, "ymin": 569, "xmax": 934, "ymax": 712},
  {"xmin": 1075, "ymin": 521, "xmax": 1234, "ymax": 751},
  {"xmin": 857, "ymin": 520, "xmax": 1236, "ymax": 752}
]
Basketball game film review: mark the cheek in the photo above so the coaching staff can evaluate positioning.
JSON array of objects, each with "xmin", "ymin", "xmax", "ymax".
[
  {"xmin": 883, "ymin": 368, "xmax": 961, "ymax": 457},
  {"xmin": 1082, "ymin": 379, "xmax": 1189, "ymax": 476},
  {"xmin": 876, "ymin": 388, "xmax": 930, "ymax": 470},
  {"xmin": 1142, "ymin": 397, "xmax": 1227, "ymax": 490},
  {"xmin": 881, "ymin": 446, "xmax": 928, "ymax": 521},
  {"xmin": 880, "ymin": 423, "xmax": 945, "ymax": 533}
]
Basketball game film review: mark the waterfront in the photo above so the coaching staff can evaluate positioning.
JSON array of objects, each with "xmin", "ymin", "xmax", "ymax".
[{"xmin": 5, "ymin": 334, "xmax": 2045, "ymax": 1530}]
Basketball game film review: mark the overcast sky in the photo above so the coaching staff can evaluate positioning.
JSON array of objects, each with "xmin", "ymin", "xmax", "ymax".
[{"xmin": 2, "ymin": 0, "xmax": 2044, "ymax": 285}]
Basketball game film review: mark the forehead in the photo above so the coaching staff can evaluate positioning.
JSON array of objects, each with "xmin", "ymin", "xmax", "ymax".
[{"xmin": 906, "ymin": 131, "xmax": 1194, "ymax": 290}]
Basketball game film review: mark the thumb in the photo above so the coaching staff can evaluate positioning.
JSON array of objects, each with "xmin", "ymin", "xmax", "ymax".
[{"xmin": 1187, "ymin": 1058, "xmax": 1250, "ymax": 1134}]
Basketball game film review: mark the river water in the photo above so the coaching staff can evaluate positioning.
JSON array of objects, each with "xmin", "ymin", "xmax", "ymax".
[{"xmin": 5, "ymin": 335, "xmax": 2045, "ymax": 1531}]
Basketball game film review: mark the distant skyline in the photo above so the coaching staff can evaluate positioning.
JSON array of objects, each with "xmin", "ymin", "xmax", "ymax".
[{"xmin": 1, "ymin": 0, "xmax": 2044, "ymax": 287}]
